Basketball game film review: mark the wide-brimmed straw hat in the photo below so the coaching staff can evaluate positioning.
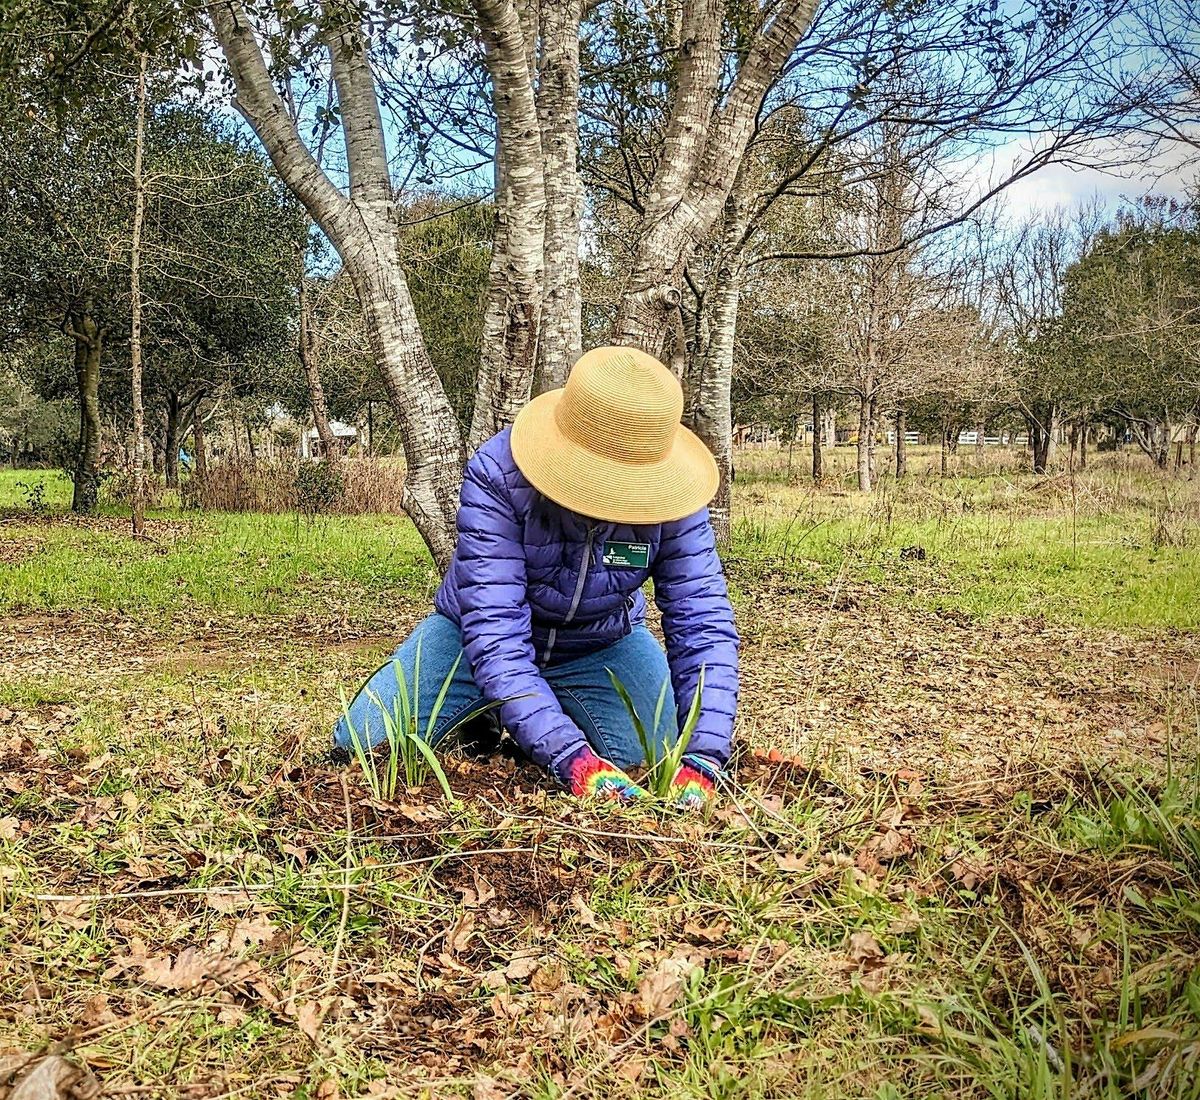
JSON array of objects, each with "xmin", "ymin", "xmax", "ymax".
[{"xmin": 510, "ymin": 345, "xmax": 718, "ymax": 524}]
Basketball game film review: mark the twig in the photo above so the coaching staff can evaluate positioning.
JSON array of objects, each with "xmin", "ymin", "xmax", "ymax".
[
  {"xmin": 327, "ymin": 774, "xmax": 353, "ymax": 984},
  {"xmin": 713, "ymin": 775, "xmax": 777, "ymax": 850}
]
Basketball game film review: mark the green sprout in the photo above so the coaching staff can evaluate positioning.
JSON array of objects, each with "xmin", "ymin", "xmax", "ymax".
[
  {"xmin": 607, "ymin": 666, "xmax": 706, "ymax": 798},
  {"xmin": 339, "ymin": 640, "xmax": 506, "ymax": 803}
]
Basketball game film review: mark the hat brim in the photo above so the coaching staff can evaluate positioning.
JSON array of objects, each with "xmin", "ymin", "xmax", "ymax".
[{"xmin": 510, "ymin": 389, "xmax": 719, "ymax": 524}]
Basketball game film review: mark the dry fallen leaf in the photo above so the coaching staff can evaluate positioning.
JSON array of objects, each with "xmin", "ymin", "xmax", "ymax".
[
  {"xmin": 503, "ymin": 952, "xmax": 542, "ymax": 981},
  {"xmin": 9, "ymin": 1055, "xmax": 94, "ymax": 1100},
  {"xmin": 849, "ymin": 930, "xmax": 884, "ymax": 963},
  {"xmin": 471, "ymin": 1077, "xmax": 506, "ymax": 1100},
  {"xmin": 530, "ymin": 963, "xmax": 564, "ymax": 993},
  {"xmin": 294, "ymin": 999, "xmax": 328, "ymax": 1044},
  {"xmin": 774, "ymin": 852, "xmax": 811, "ymax": 872},
  {"xmin": 571, "ymin": 893, "xmax": 598, "ymax": 927},
  {"xmin": 634, "ymin": 953, "xmax": 703, "ymax": 1019},
  {"xmin": 445, "ymin": 911, "xmax": 475, "ymax": 956},
  {"xmin": 0, "ymin": 817, "xmax": 20, "ymax": 841},
  {"xmin": 683, "ymin": 920, "xmax": 729, "ymax": 943}
]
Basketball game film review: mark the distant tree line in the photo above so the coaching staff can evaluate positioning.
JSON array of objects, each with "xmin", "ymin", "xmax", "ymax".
[{"xmin": 0, "ymin": 0, "xmax": 1196, "ymax": 553}]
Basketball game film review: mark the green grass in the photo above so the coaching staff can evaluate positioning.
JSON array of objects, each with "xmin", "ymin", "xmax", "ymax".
[
  {"xmin": 5, "ymin": 459, "xmax": 1200, "ymax": 629},
  {"xmin": 1, "ymin": 471, "xmax": 434, "ymax": 618},
  {"xmin": 726, "ymin": 449, "xmax": 1200, "ymax": 629}
]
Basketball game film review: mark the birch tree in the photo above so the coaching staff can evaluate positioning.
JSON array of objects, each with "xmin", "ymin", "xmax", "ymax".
[
  {"xmin": 211, "ymin": 3, "xmax": 473, "ymax": 568},
  {"xmin": 130, "ymin": 53, "xmax": 149, "ymax": 537}
]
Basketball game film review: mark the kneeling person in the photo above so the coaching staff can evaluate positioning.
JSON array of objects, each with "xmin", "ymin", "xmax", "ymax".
[{"xmin": 334, "ymin": 346, "xmax": 739, "ymax": 805}]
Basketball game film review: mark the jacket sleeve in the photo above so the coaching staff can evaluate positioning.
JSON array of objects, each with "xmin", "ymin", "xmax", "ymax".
[
  {"xmin": 453, "ymin": 450, "xmax": 587, "ymax": 775},
  {"xmin": 652, "ymin": 509, "xmax": 740, "ymax": 768}
]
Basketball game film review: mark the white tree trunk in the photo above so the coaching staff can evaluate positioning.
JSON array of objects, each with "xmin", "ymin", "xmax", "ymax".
[
  {"xmin": 692, "ymin": 270, "xmax": 739, "ymax": 544},
  {"xmin": 614, "ymin": 0, "xmax": 818, "ymax": 356},
  {"xmin": 469, "ymin": 0, "xmax": 548, "ymax": 452},
  {"xmin": 130, "ymin": 52, "xmax": 148, "ymax": 538},
  {"xmin": 212, "ymin": 3, "xmax": 463, "ymax": 568},
  {"xmin": 856, "ymin": 392, "xmax": 874, "ymax": 493},
  {"xmin": 688, "ymin": 167, "xmax": 751, "ymax": 543},
  {"xmin": 534, "ymin": 0, "xmax": 583, "ymax": 391}
]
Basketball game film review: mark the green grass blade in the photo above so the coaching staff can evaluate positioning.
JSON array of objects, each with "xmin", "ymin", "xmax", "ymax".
[
  {"xmin": 410, "ymin": 734, "xmax": 453, "ymax": 801},
  {"xmin": 424, "ymin": 650, "xmax": 464, "ymax": 743},
  {"xmin": 607, "ymin": 667, "xmax": 651, "ymax": 767}
]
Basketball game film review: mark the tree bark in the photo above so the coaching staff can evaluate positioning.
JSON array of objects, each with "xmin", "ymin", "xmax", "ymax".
[
  {"xmin": 245, "ymin": 417, "xmax": 257, "ymax": 459},
  {"xmin": 811, "ymin": 393, "xmax": 823, "ymax": 481},
  {"xmin": 856, "ymin": 392, "xmax": 874, "ymax": 492},
  {"xmin": 941, "ymin": 418, "xmax": 950, "ymax": 477},
  {"xmin": 129, "ymin": 52, "xmax": 148, "ymax": 536},
  {"xmin": 533, "ymin": 0, "xmax": 583, "ymax": 392},
  {"xmin": 163, "ymin": 393, "xmax": 182, "ymax": 489},
  {"xmin": 894, "ymin": 408, "xmax": 907, "ymax": 480},
  {"xmin": 67, "ymin": 307, "xmax": 103, "ymax": 514},
  {"xmin": 1027, "ymin": 404, "xmax": 1057, "ymax": 474},
  {"xmin": 212, "ymin": 2, "xmax": 464, "ymax": 569},
  {"xmin": 614, "ymin": 0, "xmax": 818, "ymax": 357},
  {"xmin": 298, "ymin": 270, "xmax": 336, "ymax": 455},
  {"xmin": 866, "ymin": 399, "xmax": 878, "ymax": 485},
  {"xmin": 193, "ymin": 410, "xmax": 208, "ymax": 479},
  {"xmin": 1079, "ymin": 424, "xmax": 1088, "ymax": 469},
  {"xmin": 469, "ymin": 0, "xmax": 548, "ymax": 451},
  {"xmin": 690, "ymin": 262, "xmax": 739, "ymax": 545},
  {"xmin": 687, "ymin": 167, "xmax": 751, "ymax": 544}
]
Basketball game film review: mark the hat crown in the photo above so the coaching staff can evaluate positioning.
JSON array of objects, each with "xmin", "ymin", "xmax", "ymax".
[{"xmin": 554, "ymin": 346, "xmax": 682, "ymax": 465}]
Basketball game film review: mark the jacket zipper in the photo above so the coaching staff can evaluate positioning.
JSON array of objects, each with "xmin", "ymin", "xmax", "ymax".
[{"xmin": 541, "ymin": 524, "xmax": 596, "ymax": 666}]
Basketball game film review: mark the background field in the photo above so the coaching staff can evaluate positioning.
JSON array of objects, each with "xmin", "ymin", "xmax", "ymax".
[{"xmin": 1, "ymin": 449, "xmax": 1198, "ymax": 1099}]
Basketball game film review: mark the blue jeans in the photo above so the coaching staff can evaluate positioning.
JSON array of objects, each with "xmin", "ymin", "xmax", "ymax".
[{"xmin": 332, "ymin": 614, "xmax": 675, "ymax": 768}]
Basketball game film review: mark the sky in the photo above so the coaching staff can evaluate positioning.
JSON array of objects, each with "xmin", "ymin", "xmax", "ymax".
[{"xmin": 986, "ymin": 133, "xmax": 1197, "ymax": 218}]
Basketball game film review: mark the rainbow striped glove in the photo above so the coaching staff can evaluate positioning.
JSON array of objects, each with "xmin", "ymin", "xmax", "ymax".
[
  {"xmin": 560, "ymin": 745, "xmax": 649, "ymax": 802},
  {"xmin": 669, "ymin": 755, "xmax": 720, "ymax": 809}
]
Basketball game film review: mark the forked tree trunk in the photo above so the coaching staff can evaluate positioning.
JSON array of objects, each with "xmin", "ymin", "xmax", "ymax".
[
  {"xmin": 67, "ymin": 308, "xmax": 103, "ymax": 514},
  {"xmin": 894, "ymin": 408, "xmax": 907, "ymax": 480},
  {"xmin": 213, "ymin": 3, "xmax": 466, "ymax": 569},
  {"xmin": 129, "ymin": 52, "xmax": 148, "ymax": 536},
  {"xmin": 1027, "ymin": 404, "xmax": 1057, "ymax": 474},
  {"xmin": 614, "ymin": 0, "xmax": 818, "ymax": 358},
  {"xmin": 811, "ymin": 393, "xmax": 823, "ymax": 481}
]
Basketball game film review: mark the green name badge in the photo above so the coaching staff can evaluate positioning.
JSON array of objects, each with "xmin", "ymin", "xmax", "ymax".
[{"xmin": 603, "ymin": 540, "xmax": 650, "ymax": 569}]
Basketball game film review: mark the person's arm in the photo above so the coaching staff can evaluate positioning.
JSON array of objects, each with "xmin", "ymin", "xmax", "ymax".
[
  {"xmin": 652, "ymin": 509, "xmax": 740, "ymax": 772},
  {"xmin": 454, "ymin": 449, "xmax": 646, "ymax": 800}
]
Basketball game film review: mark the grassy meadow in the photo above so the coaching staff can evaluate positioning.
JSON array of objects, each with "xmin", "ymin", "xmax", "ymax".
[{"xmin": 1, "ymin": 445, "xmax": 1198, "ymax": 1099}]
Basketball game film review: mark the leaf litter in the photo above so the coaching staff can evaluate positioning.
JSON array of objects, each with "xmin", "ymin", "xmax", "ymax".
[{"xmin": 1, "ymin": 591, "xmax": 1197, "ymax": 1097}]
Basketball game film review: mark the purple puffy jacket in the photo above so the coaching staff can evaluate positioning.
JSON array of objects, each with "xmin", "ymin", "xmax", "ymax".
[{"xmin": 434, "ymin": 428, "xmax": 739, "ymax": 776}]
